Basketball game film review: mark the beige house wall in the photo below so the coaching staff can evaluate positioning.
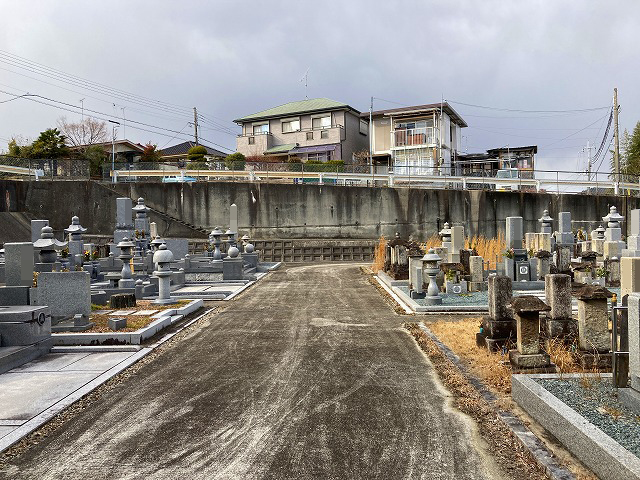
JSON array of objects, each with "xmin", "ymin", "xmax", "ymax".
[{"xmin": 235, "ymin": 108, "xmax": 367, "ymax": 163}]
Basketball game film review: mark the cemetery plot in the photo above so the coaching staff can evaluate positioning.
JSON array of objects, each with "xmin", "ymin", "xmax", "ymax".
[{"xmin": 86, "ymin": 300, "xmax": 192, "ymax": 333}]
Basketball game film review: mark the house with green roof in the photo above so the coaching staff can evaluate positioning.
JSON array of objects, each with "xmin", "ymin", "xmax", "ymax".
[{"xmin": 233, "ymin": 98, "xmax": 369, "ymax": 164}]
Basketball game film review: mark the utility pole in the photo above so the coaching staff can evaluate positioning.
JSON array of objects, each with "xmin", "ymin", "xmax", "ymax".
[
  {"xmin": 193, "ymin": 107, "xmax": 199, "ymax": 145},
  {"xmin": 121, "ymin": 107, "xmax": 126, "ymax": 139},
  {"xmin": 613, "ymin": 88, "xmax": 620, "ymax": 194},
  {"xmin": 583, "ymin": 140, "xmax": 593, "ymax": 181},
  {"xmin": 369, "ymin": 96, "xmax": 373, "ymax": 174}
]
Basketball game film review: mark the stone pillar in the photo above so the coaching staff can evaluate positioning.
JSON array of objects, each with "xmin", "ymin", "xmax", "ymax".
[
  {"xmin": 449, "ymin": 226, "xmax": 464, "ymax": 263},
  {"xmin": 229, "ymin": 203, "xmax": 238, "ymax": 234},
  {"xmin": 479, "ymin": 275, "xmax": 515, "ymax": 350},
  {"xmin": 544, "ymin": 274, "xmax": 574, "ymax": 337},
  {"xmin": 575, "ymin": 285, "xmax": 613, "ymax": 353},
  {"xmin": 506, "ymin": 217, "xmax": 523, "ymax": 250},
  {"xmin": 410, "ymin": 265, "xmax": 425, "ymax": 299},
  {"xmin": 621, "ymin": 257, "xmax": 640, "ymax": 299},
  {"xmin": 605, "ymin": 257, "xmax": 621, "ymax": 287},
  {"xmin": 469, "ymin": 256, "xmax": 485, "ymax": 292}
]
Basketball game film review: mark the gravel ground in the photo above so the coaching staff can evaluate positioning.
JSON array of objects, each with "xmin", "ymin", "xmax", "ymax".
[{"xmin": 536, "ymin": 377, "xmax": 640, "ymax": 458}]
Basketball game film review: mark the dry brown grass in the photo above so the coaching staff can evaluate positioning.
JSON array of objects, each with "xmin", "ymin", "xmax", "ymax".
[
  {"xmin": 466, "ymin": 232, "xmax": 505, "ymax": 270},
  {"xmin": 420, "ymin": 234, "xmax": 441, "ymax": 251},
  {"xmin": 371, "ymin": 236, "xmax": 386, "ymax": 273},
  {"xmin": 426, "ymin": 318, "xmax": 512, "ymax": 394},
  {"xmin": 546, "ymin": 337, "xmax": 580, "ymax": 374}
]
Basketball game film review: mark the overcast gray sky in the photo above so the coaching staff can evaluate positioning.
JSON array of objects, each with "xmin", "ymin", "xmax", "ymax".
[{"xmin": 1, "ymin": 0, "xmax": 638, "ymax": 175}]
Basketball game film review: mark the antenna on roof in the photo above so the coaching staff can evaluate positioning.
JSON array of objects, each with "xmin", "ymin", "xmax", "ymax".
[{"xmin": 300, "ymin": 68, "xmax": 309, "ymax": 99}]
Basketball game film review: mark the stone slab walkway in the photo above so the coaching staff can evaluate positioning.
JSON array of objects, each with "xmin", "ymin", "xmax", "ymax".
[
  {"xmin": 0, "ymin": 264, "xmax": 508, "ymax": 479},
  {"xmin": 0, "ymin": 351, "xmax": 145, "ymax": 452}
]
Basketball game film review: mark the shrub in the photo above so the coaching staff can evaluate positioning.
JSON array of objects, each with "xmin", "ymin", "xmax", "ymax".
[
  {"xmin": 187, "ymin": 145, "xmax": 208, "ymax": 161},
  {"xmin": 224, "ymin": 152, "xmax": 246, "ymax": 170}
]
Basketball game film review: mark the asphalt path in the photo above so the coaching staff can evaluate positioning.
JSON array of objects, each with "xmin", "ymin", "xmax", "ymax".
[{"xmin": 1, "ymin": 264, "xmax": 505, "ymax": 479}]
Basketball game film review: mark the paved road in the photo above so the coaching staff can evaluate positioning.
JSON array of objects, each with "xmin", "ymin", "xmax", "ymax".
[{"xmin": 1, "ymin": 264, "xmax": 503, "ymax": 479}]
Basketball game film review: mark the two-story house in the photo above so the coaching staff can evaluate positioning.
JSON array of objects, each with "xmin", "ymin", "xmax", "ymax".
[
  {"xmin": 233, "ymin": 98, "xmax": 369, "ymax": 164},
  {"xmin": 366, "ymin": 102, "xmax": 467, "ymax": 175}
]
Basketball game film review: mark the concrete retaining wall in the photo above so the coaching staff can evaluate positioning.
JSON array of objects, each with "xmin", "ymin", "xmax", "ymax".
[{"xmin": 2, "ymin": 179, "xmax": 639, "ymax": 242}]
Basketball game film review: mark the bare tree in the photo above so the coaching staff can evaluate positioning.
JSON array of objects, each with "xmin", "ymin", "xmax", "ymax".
[{"xmin": 58, "ymin": 116, "xmax": 108, "ymax": 151}]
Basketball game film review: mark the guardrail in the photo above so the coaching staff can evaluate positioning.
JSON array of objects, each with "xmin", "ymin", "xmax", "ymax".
[{"xmin": 110, "ymin": 165, "xmax": 640, "ymax": 195}]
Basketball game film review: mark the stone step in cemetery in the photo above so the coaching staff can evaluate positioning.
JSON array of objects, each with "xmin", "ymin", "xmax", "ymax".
[{"xmin": 0, "ymin": 196, "xmax": 279, "ymax": 372}]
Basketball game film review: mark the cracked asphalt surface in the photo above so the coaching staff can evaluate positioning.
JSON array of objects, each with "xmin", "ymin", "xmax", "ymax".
[{"xmin": 1, "ymin": 264, "xmax": 507, "ymax": 479}]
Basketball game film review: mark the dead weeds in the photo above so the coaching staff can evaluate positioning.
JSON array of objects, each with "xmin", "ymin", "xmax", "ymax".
[
  {"xmin": 404, "ymin": 322, "xmax": 546, "ymax": 480},
  {"xmin": 426, "ymin": 318, "xmax": 512, "ymax": 394}
]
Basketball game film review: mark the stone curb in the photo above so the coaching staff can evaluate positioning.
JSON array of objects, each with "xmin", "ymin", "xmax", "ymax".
[
  {"xmin": 512, "ymin": 374, "xmax": 640, "ymax": 480},
  {"xmin": 417, "ymin": 323, "xmax": 576, "ymax": 480},
  {"xmin": 0, "ymin": 307, "xmax": 215, "ymax": 454},
  {"xmin": 376, "ymin": 273, "xmax": 490, "ymax": 314}
]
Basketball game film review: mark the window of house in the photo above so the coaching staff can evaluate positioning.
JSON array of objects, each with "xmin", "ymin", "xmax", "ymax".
[
  {"xmin": 360, "ymin": 119, "xmax": 368, "ymax": 135},
  {"xmin": 312, "ymin": 115, "xmax": 331, "ymax": 129},
  {"xmin": 307, "ymin": 152, "xmax": 330, "ymax": 162},
  {"xmin": 248, "ymin": 136, "xmax": 255, "ymax": 145},
  {"xmin": 253, "ymin": 123, "xmax": 269, "ymax": 134},
  {"xmin": 320, "ymin": 130, "xmax": 329, "ymax": 139},
  {"xmin": 282, "ymin": 119, "xmax": 300, "ymax": 133},
  {"xmin": 306, "ymin": 131, "xmax": 313, "ymax": 140}
]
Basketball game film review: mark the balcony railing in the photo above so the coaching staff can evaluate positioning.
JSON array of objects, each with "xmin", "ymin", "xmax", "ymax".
[{"xmin": 392, "ymin": 127, "xmax": 436, "ymax": 148}]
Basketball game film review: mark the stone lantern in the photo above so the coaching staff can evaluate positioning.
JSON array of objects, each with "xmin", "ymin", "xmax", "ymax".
[
  {"xmin": 33, "ymin": 226, "xmax": 67, "ymax": 267},
  {"xmin": 439, "ymin": 222, "xmax": 452, "ymax": 252},
  {"xmin": 603, "ymin": 205, "xmax": 624, "ymax": 229},
  {"xmin": 241, "ymin": 234, "xmax": 250, "ymax": 253},
  {"xmin": 153, "ymin": 244, "xmax": 175, "ymax": 305},
  {"xmin": 64, "ymin": 215, "xmax": 87, "ymax": 266},
  {"xmin": 421, "ymin": 248, "xmax": 442, "ymax": 305},
  {"xmin": 225, "ymin": 228, "xmax": 237, "ymax": 253},
  {"xmin": 117, "ymin": 237, "xmax": 136, "ymax": 288},
  {"xmin": 593, "ymin": 225, "xmax": 606, "ymax": 240},
  {"xmin": 210, "ymin": 227, "xmax": 223, "ymax": 260},
  {"xmin": 150, "ymin": 236, "xmax": 165, "ymax": 252}
]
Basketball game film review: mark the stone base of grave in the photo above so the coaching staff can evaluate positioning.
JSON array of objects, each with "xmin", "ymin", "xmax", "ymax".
[
  {"xmin": 541, "ymin": 317, "xmax": 577, "ymax": 338},
  {"xmin": 410, "ymin": 290, "xmax": 425, "ymax": 299},
  {"xmin": 618, "ymin": 387, "xmax": 640, "ymax": 416},
  {"xmin": 52, "ymin": 314, "xmax": 94, "ymax": 332},
  {"xmin": 423, "ymin": 295, "xmax": 443, "ymax": 306},
  {"xmin": 243, "ymin": 253, "xmax": 258, "ymax": 269},
  {"xmin": 481, "ymin": 317, "xmax": 516, "ymax": 339},
  {"xmin": 574, "ymin": 351, "xmax": 612, "ymax": 370},
  {"xmin": 469, "ymin": 281, "xmax": 487, "ymax": 292},
  {"xmin": 476, "ymin": 332, "xmax": 512, "ymax": 352},
  {"xmin": 509, "ymin": 349, "xmax": 553, "ymax": 370},
  {"xmin": 153, "ymin": 297, "xmax": 177, "ymax": 306}
]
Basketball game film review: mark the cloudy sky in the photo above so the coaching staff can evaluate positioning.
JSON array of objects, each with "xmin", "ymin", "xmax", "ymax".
[{"xmin": 1, "ymin": 1, "xmax": 638, "ymax": 175}]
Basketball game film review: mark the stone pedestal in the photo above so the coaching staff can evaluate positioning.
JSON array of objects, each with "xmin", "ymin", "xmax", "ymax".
[
  {"xmin": 243, "ymin": 253, "xmax": 258, "ymax": 269},
  {"xmin": 223, "ymin": 257, "xmax": 244, "ymax": 281}
]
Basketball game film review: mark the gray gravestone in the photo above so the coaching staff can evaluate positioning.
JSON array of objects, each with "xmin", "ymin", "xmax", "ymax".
[
  {"xmin": 36, "ymin": 271, "xmax": 91, "ymax": 320},
  {"xmin": 5, "ymin": 242, "xmax": 34, "ymax": 287},
  {"xmin": 30, "ymin": 220, "xmax": 49, "ymax": 243},
  {"xmin": 506, "ymin": 217, "xmax": 523, "ymax": 249}
]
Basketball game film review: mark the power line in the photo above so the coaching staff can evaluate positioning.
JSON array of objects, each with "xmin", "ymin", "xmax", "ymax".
[
  {"xmin": 447, "ymin": 99, "xmax": 610, "ymax": 114},
  {"xmin": 0, "ymin": 92, "xmax": 29, "ymax": 104},
  {"xmin": 0, "ymin": 86, "xmax": 233, "ymax": 151},
  {"xmin": 0, "ymin": 50, "xmax": 237, "ymax": 129},
  {"xmin": 542, "ymin": 111, "xmax": 611, "ymax": 148}
]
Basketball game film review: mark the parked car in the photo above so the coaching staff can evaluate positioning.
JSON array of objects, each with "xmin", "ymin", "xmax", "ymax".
[{"xmin": 161, "ymin": 175, "xmax": 196, "ymax": 183}]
